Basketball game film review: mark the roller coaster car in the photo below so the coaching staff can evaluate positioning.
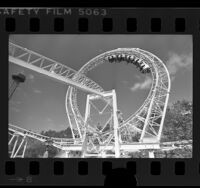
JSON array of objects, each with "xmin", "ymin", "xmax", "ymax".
[
  {"xmin": 140, "ymin": 63, "xmax": 150, "ymax": 73},
  {"xmin": 129, "ymin": 55, "xmax": 135, "ymax": 62},
  {"xmin": 139, "ymin": 63, "xmax": 146, "ymax": 71},
  {"xmin": 131, "ymin": 60, "xmax": 137, "ymax": 65},
  {"xmin": 141, "ymin": 67, "xmax": 151, "ymax": 74},
  {"xmin": 137, "ymin": 59, "xmax": 145, "ymax": 67},
  {"xmin": 117, "ymin": 54, "xmax": 122, "ymax": 62},
  {"xmin": 112, "ymin": 54, "xmax": 117, "ymax": 61},
  {"xmin": 121, "ymin": 54, "xmax": 126, "ymax": 61},
  {"xmin": 134, "ymin": 61, "xmax": 140, "ymax": 68},
  {"xmin": 142, "ymin": 69, "xmax": 149, "ymax": 74},
  {"xmin": 109, "ymin": 55, "xmax": 116, "ymax": 63},
  {"xmin": 141, "ymin": 67, "xmax": 146, "ymax": 72},
  {"xmin": 140, "ymin": 69, "xmax": 146, "ymax": 73},
  {"xmin": 126, "ymin": 55, "xmax": 131, "ymax": 63},
  {"xmin": 128, "ymin": 58, "xmax": 134, "ymax": 65},
  {"xmin": 146, "ymin": 68, "xmax": 151, "ymax": 73},
  {"xmin": 107, "ymin": 56, "xmax": 112, "ymax": 62},
  {"xmin": 136, "ymin": 58, "xmax": 142, "ymax": 64}
]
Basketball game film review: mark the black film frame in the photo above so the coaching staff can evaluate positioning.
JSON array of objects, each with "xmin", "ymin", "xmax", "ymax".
[{"xmin": 0, "ymin": 6, "xmax": 200, "ymax": 186}]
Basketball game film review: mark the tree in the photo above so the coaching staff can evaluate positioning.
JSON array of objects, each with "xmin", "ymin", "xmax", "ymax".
[
  {"xmin": 24, "ymin": 127, "xmax": 73, "ymax": 158},
  {"xmin": 161, "ymin": 100, "xmax": 192, "ymax": 142},
  {"xmin": 41, "ymin": 127, "xmax": 73, "ymax": 138}
]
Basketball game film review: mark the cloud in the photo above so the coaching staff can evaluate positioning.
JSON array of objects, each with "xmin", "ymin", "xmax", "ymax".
[
  {"xmin": 129, "ymin": 52, "xmax": 192, "ymax": 92},
  {"xmin": 130, "ymin": 76, "xmax": 152, "ymax": 92},
  {"xmin": 166, "ymin": 52, "xmax": 192, "ymax": 78},
  {"xmin": 33, "ymin": 88, "xmax": 42, "ymax": 94}
]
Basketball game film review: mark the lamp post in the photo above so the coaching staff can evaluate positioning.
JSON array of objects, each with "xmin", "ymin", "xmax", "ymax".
[{"xmin": 9, "ymin": 73, "xmax": 26, "ymax": 100}]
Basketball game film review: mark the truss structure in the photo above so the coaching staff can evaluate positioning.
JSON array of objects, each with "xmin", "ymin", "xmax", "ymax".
[
  {"xmin": 8, "ymin": 42, "xmax": 172, "ymax": 158},
  {"xmin": 67, "ymin": 48, "xmax": 171, "ymax": 144},
  {"xmin": 81, "ymin": 90, "xmax": 120, "ymax": 158},
  {"xmin": 9, "ymin": 42, "xmax": 104, "ymax": 96}
]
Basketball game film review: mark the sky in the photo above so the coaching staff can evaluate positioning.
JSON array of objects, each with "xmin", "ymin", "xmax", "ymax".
[{"xmin": 9, "ymin": 35, "xmax": 193, "ymax": 133}]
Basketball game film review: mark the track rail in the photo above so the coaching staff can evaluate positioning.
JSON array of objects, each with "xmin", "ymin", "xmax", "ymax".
[
  {"xmin": 9, "ymin": 42, "xmax": 172, "ymax": 158},
  {"xmin": 9, "ymin": 124, "xmax": 192, "ymax": 157},
  {"xmin": 67, "ymin": 48, "xmax": 171, "ymax": 141},
  {"xmin": 9, "ymin": 42, "xmax": 104, "ymax": 96}
]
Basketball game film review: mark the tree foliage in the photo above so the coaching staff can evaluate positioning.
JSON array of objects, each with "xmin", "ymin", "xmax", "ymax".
[
  {"xmin": 125, "ymin": 99, "xmax": 193, "ymax": 158},
  {"xmin": 24, "ymin": 127, "xmax": 73, "ymax": 158},
  {"xmin": 40, "ymin": 127, "xmax": 73, "ymax": 138},
  {"xmin": 161, "ymin": 100, "xmax": 192, "ymax": 142}
]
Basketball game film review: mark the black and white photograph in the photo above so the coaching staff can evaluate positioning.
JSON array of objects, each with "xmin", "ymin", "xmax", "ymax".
[{"xmin": 8, "ymin": 35, "xmax": 192, "ymax": 158}]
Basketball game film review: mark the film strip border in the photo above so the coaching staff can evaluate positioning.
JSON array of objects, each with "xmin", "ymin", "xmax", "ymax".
[
  {"xmin": 4, "ymin": 160, "xmax": 199, "ymax": 175},
  {"xmin": 1, "ymin": 15, "xmax": 200, "ymax": 33},
  {"xmin": 0, "ymin": 8, "xmax": 200, "ymax": 186},
  {"xmin": 0, "ymin": 8, "xmax": 199, "ymax": 33},
  {"xmin": 2, "ymin": 159, "xmax": 200, "ymax": 185}
]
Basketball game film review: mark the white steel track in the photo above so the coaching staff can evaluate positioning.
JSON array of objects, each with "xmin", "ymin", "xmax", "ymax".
[{"xmin": 8, "ymin": 42, "xmax": 172, "ymax": 158}]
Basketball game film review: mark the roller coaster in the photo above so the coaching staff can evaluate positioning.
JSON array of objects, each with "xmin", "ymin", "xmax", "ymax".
[{"xmin": 8, "ymin": 41, "xmax": 192, "ymax": 158}]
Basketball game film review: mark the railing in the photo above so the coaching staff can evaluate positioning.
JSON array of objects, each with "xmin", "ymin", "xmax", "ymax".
[{"xmin": 9, "ymin": 123, "xmax": 78, "ymax": 144}]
